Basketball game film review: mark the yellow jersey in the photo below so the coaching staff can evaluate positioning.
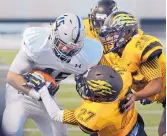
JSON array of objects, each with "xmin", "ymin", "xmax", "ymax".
[
  {"xmin": 83, "ymin": 19, "xmax": 99, "ymax": 40},
  {"xmin": 99, "ymin": 51, "xmax": 120, "ymax": 67},
  {"xmin": 117, "ymin": 29, "xmax": 166, "ymax": 103},
  {"xmin": 74, "ymin": 67, "xmax": 137, "ymax": 136}
]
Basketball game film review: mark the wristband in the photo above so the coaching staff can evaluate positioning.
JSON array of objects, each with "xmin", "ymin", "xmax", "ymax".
[{"xmin": 29, "ymin": 89, "xmax": 40, "ymax": 100}]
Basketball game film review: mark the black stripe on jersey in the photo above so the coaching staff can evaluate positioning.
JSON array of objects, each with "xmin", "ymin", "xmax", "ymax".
[
  {"xmin": 141, "ymin": 41, "xmax": 162, "ymax": 60},
  {"xmin": 55, "ymin": 72, "xmax": 71, "ymax": 83},
  {"xmin": 147, "ymin": 49, "xmax": 162, "ymax": 61},
  {"xmin": 44, "ymin": 69, "xmax": 71, "ymax": 83},
  {"xmin": 78, "ymin": 122, "xmax": 98, "ymax": 134}
]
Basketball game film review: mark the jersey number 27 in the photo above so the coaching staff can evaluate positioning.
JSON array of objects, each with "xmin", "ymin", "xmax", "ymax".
[{"xmin": 77, "ymin": 108, "xmax": 96, "ymax": 122}]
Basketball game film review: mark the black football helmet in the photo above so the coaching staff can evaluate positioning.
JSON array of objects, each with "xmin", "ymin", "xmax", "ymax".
[
  {"xmin": 89, "ymin": 0, "xmax": 118, "ymax": 36},
  {"xmin": 99, "ymin": 11, "xmax": 138, "ymax": 54},
  {"xmin": 76, "ymin": 65, "xmax": 123, "ymax": 102}
]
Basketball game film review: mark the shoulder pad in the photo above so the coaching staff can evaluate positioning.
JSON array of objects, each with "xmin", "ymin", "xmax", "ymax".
[
  {"xmin": 82, "ymin": 37, "xmax": 103, "ymax": 68},
  {"xmin": 138, "ymin": 29, "xmax": 144, "ymax": 36},
  {"xmin": 83, "ymin": 19, "xmax": 89, "ymax": 24},
  {"xmin": 83, "ymin": 19, "xmax": 96, "ymax": 39},
  {"xmin": 22, "ymin": 27, "xmax": 51, "ymax": 60},
  {"xmin": 100, "ymin": 52, "xmax": 120, "ymax": 67},
  {"xmin": 138, "ymin": 35, "xmax": 163, "ymax": 62}
]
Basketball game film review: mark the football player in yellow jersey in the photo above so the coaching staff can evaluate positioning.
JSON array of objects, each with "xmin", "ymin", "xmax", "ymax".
[
  {"xmin": 33, "ymin": 65, "xmax": 147, "ymax": 136},
  {"xmin": 83, "ymin": 0, "xmax": 118, "ymax": 53},
  {"xmin": 98, "ymin": 11, "xmax": 166, "ymax": 136},
  {"xmin": 73, "ymin": 65, "xmax": 147, "ymax": 136}
]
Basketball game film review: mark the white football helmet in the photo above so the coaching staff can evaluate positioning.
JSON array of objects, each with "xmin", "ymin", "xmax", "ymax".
[{"xmin": 50, "ymin": 13, "xmax": 86, "ymax": 61}]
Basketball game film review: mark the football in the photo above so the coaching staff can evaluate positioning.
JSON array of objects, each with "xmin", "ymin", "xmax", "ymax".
[{"xmin": 26, "ymin": 70, "xmax": 57, "ymax": 89}]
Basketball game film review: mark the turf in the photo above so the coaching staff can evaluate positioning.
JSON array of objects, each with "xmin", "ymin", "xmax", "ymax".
[{"xmin": 0, "ymin": 50, "xmax": 18, "ymax": 64}]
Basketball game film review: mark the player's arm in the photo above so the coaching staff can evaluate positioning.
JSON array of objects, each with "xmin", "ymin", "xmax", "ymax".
[
  {"xmin": 40, "ymin": 86, "xmax": 99, "ymax": 134},
  {"xmin": 134, "ymin": 40, "xmax": 163, "ymax": 100},
  {"xmin": 125, "ymin": 44, "xmax": 162, "ymax": 112},
  {"xmin": 39, "ymin": 85, "xmax": 78, "ymax": 125},
  {"xmin": 7, "ymin": 71, "xmax": 31, "ymax": 94},
  {"xmin": 7, "ymin": 49, "xmax": 40, "ymax": 100},
  {"xmin": 134, "ymin": 57, "xmax": 162, "ymax": 100}
]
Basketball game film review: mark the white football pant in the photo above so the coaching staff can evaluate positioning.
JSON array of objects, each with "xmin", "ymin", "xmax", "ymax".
[{"xmin": 2, "ymin": 84, "xmax": 68, "ymax": 136}]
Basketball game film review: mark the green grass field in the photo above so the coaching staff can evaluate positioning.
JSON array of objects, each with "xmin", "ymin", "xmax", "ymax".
[
  {"xmin": 0, "ymin": 50, "xmax": 18, "ymax": 64},
  {"xmin": 0, "ymin": 50, "xmax": 164, "ymax": 136}
]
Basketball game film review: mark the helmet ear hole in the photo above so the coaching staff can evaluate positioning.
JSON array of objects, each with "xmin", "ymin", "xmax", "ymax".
[{"xmin": 110, "ymin": 75, "xmax": 114, "ymax": 78}]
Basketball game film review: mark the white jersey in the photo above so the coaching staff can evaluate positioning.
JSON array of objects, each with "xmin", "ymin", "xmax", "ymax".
[
  {"xmin": 9, "ymin": 27, "xmax": 103, "ymax": 83},
  {"xmin": 4, "ymin": 27, "xmax": 103, "ymax": 136}
]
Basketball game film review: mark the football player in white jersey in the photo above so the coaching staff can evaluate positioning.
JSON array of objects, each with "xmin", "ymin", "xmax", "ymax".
[{"xmin": 2, "ymin": 13, "xmax": 103, "ymax": 136}]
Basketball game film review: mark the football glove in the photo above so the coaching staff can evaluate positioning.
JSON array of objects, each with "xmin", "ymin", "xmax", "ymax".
[
  {"xmin": 23, "ymin": 72, "xmax": 58, "ymax": 96},
  {"xmin": 23, "ymin": 72, "xmax": 46, "ymax": 90},
  {"xmin": 75, "ymin": 74, "xmax": 85, "ymax": 95},
  {"xmin": 119, "ymin": 98, "xmax": 129, "ymax": 113}
]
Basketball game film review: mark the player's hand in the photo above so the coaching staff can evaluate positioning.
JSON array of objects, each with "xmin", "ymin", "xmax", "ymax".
[
  {"xmin": 23, "ymin": 72, "xmax": 58, "ymax": 96},
  {"xmin": 74, "ymin": 74, "xmax": 83, "ymax": 82},
  {"xmin": 124, "ymin": 93, "xmax": 136, "ymax": 113},
  {"xmin": 75, "ymin": 74, "xmax": 85, "ymax": 96},
  {"xmin": 140, "ymin": 98, "xmax": 153, "ymax": 105},
  {"xmin": 75, "ymin": 74, "xmax": 84, "ymax": 89},
  {"xmin": 23, "ymin": 72, "xmax": 46, "ymax": 91},
  {"xmin": 47, "ymin": 83, "xmax": 59, "ymax": 96}
]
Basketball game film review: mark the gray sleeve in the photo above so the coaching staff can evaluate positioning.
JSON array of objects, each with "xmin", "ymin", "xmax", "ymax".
[{"xmin": 9, "ymin": 48, "xmax": 35, "ymax": 75}]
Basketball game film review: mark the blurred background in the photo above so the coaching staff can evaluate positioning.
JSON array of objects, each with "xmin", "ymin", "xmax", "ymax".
[
  {"xmin": 0, "ymin": 0, "xmax": 165, "ymax": 49},
  {"xmin": 0, "ymin": 0, "xmax": 166, "ymax": 136}
]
